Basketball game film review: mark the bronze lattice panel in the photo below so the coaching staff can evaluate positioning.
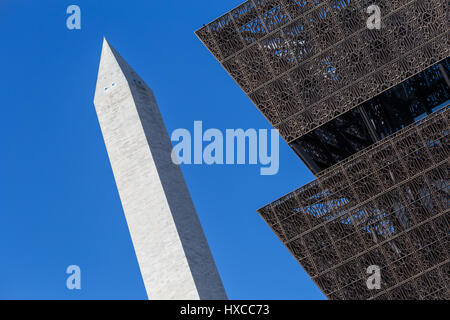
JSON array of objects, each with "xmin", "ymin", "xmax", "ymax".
[
  {"xmin": 196, "ymin": 0, "xmax": 449, "ymax": 143},
  {"xmin": 258, "ymin": 107, "xmax": 450, "ymax": 299}
]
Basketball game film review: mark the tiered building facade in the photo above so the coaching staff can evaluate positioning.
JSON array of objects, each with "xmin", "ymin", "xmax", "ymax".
[{"xmin": 196, "ymin": 0, "xmax": 449, "ymax": 299}]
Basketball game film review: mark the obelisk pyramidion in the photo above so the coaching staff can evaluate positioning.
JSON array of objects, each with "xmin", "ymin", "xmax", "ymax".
[{"xmin": 93, "ymin": 38, "xmax": 227, "ymax": 300}]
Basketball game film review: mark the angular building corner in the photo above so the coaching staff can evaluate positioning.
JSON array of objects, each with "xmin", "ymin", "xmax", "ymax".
[
  {"xmin": 197, "ymin": 0, "xmax": 449, "ymax": 299},
  {"xmin": 93, "ymin": 38, "xmax": 227, "ymax": 300}
]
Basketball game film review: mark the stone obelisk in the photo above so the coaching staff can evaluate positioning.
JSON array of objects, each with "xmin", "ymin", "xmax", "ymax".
[{"xmin": 93, "ymin": 38, "xmax": 227, "ymax": 300}]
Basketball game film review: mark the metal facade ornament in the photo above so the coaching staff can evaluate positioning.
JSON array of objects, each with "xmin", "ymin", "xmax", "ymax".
[
  {"xmin": 258, "ymin": 107, "xmax": 449, "ymax": 299},
  {"xmin": 196, "ymin": 0, "xmax": 449, "ymax": 142}
]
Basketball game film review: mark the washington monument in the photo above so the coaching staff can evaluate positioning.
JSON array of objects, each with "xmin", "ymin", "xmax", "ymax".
[{"xmin": 93, "ymin": 39, "xmax": 227, "ymax": 300}]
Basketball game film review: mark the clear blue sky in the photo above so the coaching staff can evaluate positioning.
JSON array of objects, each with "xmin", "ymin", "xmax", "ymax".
[{"xmin": 0, "ymin": 0, "xmax": 324, "ymax": 299}]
